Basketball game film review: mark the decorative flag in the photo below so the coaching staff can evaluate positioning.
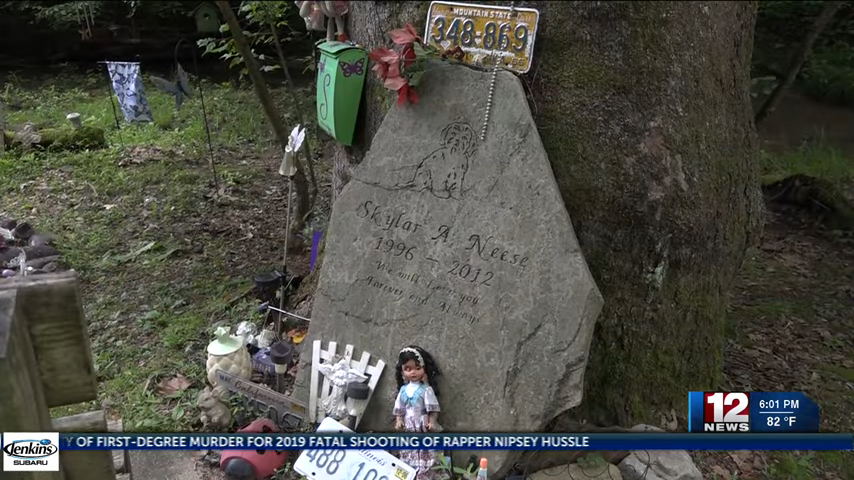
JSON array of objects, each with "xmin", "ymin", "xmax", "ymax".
[{"xmin": 105, "ymin": 61, "xmax": 153, "ymax": 123}]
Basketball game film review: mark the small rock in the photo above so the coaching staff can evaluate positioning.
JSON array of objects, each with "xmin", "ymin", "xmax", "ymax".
[
  {"xmin": 192, "ymin": 244, "xmax": 204, "ymax": 254},
  {"xmin": 23, "ymin": 245, "xmax": 59, "ymax": 260},
  {"xmin": 0, "ymin": 218, "xmax": 16, "ymax": 229},
  {"xmin": 28, "ymin": 256, "xmax": 60, "ymax": 269},
  {"xmin": 199, "ymin": 449, "xmax": 221, "ymax": 467},
  {"xmin": 42, "ymin": 262, "xmax": 58, "ymax": 273},
  {"xmin": 618, "ymin": 450, "xmax": 701, "ymax": 480},
  {"xmin": 630, "ymin": 424, "xmax": 665, "ymax": 433},
  {"xmin": 530, "ymin": 463, "xmax": 622, "ymax": 480},
  {"xmin": 29, "ymin": 234, "xmax": 54, "ymax": 246},
  {"xmin": 0, "ymin": 247, "xmax": 22, "ymax": 265},
  {"xmin": 11, "ymin": 222, "xmax": 34, "ymax": 240}
]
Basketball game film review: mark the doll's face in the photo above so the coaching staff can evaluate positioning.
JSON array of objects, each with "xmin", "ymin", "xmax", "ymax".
[{"xmin": 401, "ymin": 359, "xmax": 425, "ymax": 383}]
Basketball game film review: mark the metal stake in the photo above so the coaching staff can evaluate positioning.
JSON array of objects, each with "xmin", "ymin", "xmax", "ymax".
[{"xmin": 278, "ymin": 176, "xmax": 294, "ymax": 339}]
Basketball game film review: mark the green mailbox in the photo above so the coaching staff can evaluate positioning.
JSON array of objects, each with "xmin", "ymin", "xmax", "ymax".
[{"xmin": 316, "ymin": 42, "xmax": 368, "ymax": 146}]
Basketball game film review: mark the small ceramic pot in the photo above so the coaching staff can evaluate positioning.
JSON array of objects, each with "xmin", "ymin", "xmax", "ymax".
[{"xmin": 206, "ymin": 326, "xmax": 252, "ymax": 386}]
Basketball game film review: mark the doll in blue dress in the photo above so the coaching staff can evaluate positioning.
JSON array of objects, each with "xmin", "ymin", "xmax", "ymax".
[{"xmin": 393, "ymin": 346, "xmax": 442, "ymax": 480}]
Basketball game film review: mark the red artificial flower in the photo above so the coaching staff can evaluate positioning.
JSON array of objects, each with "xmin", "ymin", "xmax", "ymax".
[
  {"xmin": 384, "ymin": 75, "xmax": 407, "ymax": 91},
  {"xmin": 397, "ymin": 83, "xmax": 419, "ymax": 106},
  {"xmin": 389, "ymin": 23, "xmax": 421, "ymax": 46},
  {"xmin": 369, "ymin": 47, "xmax": 402, "ymax": 82},
  {"xmin": 401, "ymin": 43, "xmax": 416, "ymax": 67},
  {"xmin": 369, "ymin": 47, "xmax": 400, "ymax": 68}
]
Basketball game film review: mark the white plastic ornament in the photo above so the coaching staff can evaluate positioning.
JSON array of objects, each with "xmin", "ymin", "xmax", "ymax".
[{"xmin": 279, "ymin": 124, "xmax": 306, "ymax": 177}]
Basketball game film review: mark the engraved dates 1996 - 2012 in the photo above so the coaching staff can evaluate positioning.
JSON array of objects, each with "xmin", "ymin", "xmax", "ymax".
[{"xmin": 357, "ymin": 200, "xmax": 529, "ymax": 291}]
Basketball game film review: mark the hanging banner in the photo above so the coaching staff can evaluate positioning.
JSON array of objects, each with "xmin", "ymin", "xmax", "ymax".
[{"xmin": 105, "ymin": 61, "xmax": 153, "ymax": 123}]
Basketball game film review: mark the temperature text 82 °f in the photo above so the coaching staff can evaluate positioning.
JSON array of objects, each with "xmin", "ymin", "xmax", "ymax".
[{"xmin": 767, "ymin": 416, "xmax": 797, "ymax": 428}]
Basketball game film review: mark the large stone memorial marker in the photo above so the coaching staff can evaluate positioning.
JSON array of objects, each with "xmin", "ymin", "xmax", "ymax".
[{"xmin": 295, "ymin": 64, "xmax": 603, "ymax": 474}]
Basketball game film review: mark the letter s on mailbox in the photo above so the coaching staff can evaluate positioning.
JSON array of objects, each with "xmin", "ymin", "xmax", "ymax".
[{"xmin": 316, "ymin": 42, "xmax": 368, "ymax": 146}]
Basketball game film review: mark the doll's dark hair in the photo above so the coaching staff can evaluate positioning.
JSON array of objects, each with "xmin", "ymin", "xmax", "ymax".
[{"xmin": 395, "ymin": 345, "xmax": 441, "ymax": 397}]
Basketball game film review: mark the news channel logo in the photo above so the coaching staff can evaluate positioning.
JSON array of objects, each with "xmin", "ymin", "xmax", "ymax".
[{"xmin": 2, "ymin": 432, "xmax": 60, "ymax": 472}]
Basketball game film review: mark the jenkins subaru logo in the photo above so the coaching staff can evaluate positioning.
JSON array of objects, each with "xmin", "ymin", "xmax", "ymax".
[{"xmin": 2, "ymin": 432, "xmax": 60, "ymax": 472}]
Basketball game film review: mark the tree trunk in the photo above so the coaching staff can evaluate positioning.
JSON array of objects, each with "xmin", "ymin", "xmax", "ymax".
[
  {"xmin": 3, "ymin": 126, "xmax": 106, "ymax": 151},
  {"xmin": 338, "ymin": 1, "xmax": 764, "ymax": 428},
  {"xmin": 754, "ymin": 1, "xmax": 845, "ymax": 125},
  {"xmin": 215, "ymin": 1, "xmax": 310, "ymax": 234}
]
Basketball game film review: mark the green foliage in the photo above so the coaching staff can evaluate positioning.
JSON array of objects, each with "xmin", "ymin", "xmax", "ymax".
[
  {"xmin": 801, "ymin": 44, "xmax": 854, "ymax": 106},
  {"xmin": 768, "ymin": 452, "xmax": 816, "ymax": 480},
  {"xmin": 759, "ymin": 138, "xmax": 854, "ymax": 187},
  {"xmin": 0, "ymin": 1, "xmax": 105, "ymax": 29},
  {"xmin": 754, "ymin": 1, "xmax": 854, "ymax": 106},
  {"xmin": 0, "ymin": 71, "xmax": 297, "ymax": 431},
  {"xmin": 197, "ymin": 1, "xmax": 299, "ymax": 80},
  {"xmin": 0, "ymin": 0, "xmax": 196, "ymax": 30},
  {"xmin": 431, "ymin": 454, "xmax": 479, "ymax": 480},
  {"xmin": 758, "ymin": 1, "xmax": 828, "ymax": 44}
]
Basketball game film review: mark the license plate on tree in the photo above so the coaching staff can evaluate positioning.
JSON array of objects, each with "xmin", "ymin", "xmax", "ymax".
[
  {"xmin": 424, "ymin": 1, "xmax": 540, "ymax": 73},
  {"xmin": 294, "ymin": 418, "xmax": 416, "ymax": 480}
]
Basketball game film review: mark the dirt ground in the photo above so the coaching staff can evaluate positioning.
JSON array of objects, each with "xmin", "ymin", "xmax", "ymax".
[
  {"xmin": 691, "ymin": 93, "xmax": 854, "ymax": 480},
  {"xmin": 692, "ymin": 201, "xmax": 854, "ymax": 479}
]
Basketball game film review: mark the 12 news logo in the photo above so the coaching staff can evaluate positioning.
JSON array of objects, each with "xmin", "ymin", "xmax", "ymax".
[
  {"xmin": 1, "ymin": 432, "xmax": 60, "ymax": 471},
  {"xmin": 703, "ymin": 392, "xmax": 751, "ymax": 432}
]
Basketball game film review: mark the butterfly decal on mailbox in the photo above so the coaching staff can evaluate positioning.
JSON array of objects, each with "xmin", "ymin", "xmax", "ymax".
[{"xmin": 339, "ymin": 58, "xmax": 365, "ymax": 78}]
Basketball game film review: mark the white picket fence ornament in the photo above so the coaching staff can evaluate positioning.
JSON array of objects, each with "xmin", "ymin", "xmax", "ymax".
[{"xmin": 308, "ymin": 340, "xmax": 385, "ymax": 429}]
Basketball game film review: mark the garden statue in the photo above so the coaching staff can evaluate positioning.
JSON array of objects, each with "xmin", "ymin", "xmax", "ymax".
[
  {"xmin": 315, "ymin": 355, "xmax": 368, "ymax": 419},
  {"xmin": 296, "ymin": 1, "xmax": 349, "ymax": 43},
  {"xmin": 394, "ymin": 346, "xmax": 443, "ymax": 480},
  {"xmin": 206, "ymin": 326, "xmax": 252, "ymax": 387},
  {"xmin": 197, "ymin": 385, "xmax": 232, "ymax": 430}
]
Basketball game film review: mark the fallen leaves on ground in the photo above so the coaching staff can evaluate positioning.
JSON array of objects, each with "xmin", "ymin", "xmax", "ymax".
[
  {"xmin": 156, "ymin": 374, "xmax": 192, "ymax": 396},
  {"xmin": 696, "ymin": 203, "xmax": 854, "ymax": 479}
]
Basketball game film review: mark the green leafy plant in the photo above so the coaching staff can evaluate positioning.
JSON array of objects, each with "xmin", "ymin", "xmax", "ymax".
[
  {"xmin": 197, "ymin": 1, "xmax": 298, "ymax": 80},
  {"xmin": 768, "ymin": 452, "xmax": 816, "ymax": 480},
  {"xmin": 801, "ymin": 44, "xmax": 854, "ymax": 106},
  {"xmin": 431, "ymin": 454, "xmax": 479, "ymax": 480},
  {"xmin": 576, "ymin": 453, "xmax": 609, "ymax": 470}
]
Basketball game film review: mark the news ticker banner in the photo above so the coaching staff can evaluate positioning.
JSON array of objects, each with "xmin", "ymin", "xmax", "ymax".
[
  {"xmin": 2, "ymin": 433, "xmax": 852, "ymax": 452},
  {"xmin": 688, "ymin": 391, "xmax": 820, "ymax": 433}
]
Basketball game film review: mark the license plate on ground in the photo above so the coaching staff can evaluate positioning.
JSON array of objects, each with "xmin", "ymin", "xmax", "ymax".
[
  {"xmin": 294, "ymin": 418, "xmax": 416, "ymax": 480},
  {"xmin": 424, "ymin": 1, "xmax": 540, "ymax": 73}
]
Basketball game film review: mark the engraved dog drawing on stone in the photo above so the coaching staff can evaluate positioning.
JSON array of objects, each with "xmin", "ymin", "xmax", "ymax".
[{"xmin": 398, "ymin": 122, "xmax": 478, "ymax": 200}]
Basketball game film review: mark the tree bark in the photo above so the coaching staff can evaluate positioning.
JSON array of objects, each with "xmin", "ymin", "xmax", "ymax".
[
  {"xmin": 338, "ymin": 1, "xmax": 764, "ymax": 428},
  {"xmin": 754, "ymin": 1, "xmax": 845, "ymax": 125},
  {"xmin": 215, "ymin": 1, "xmax": 310, "ymax": 234}
]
